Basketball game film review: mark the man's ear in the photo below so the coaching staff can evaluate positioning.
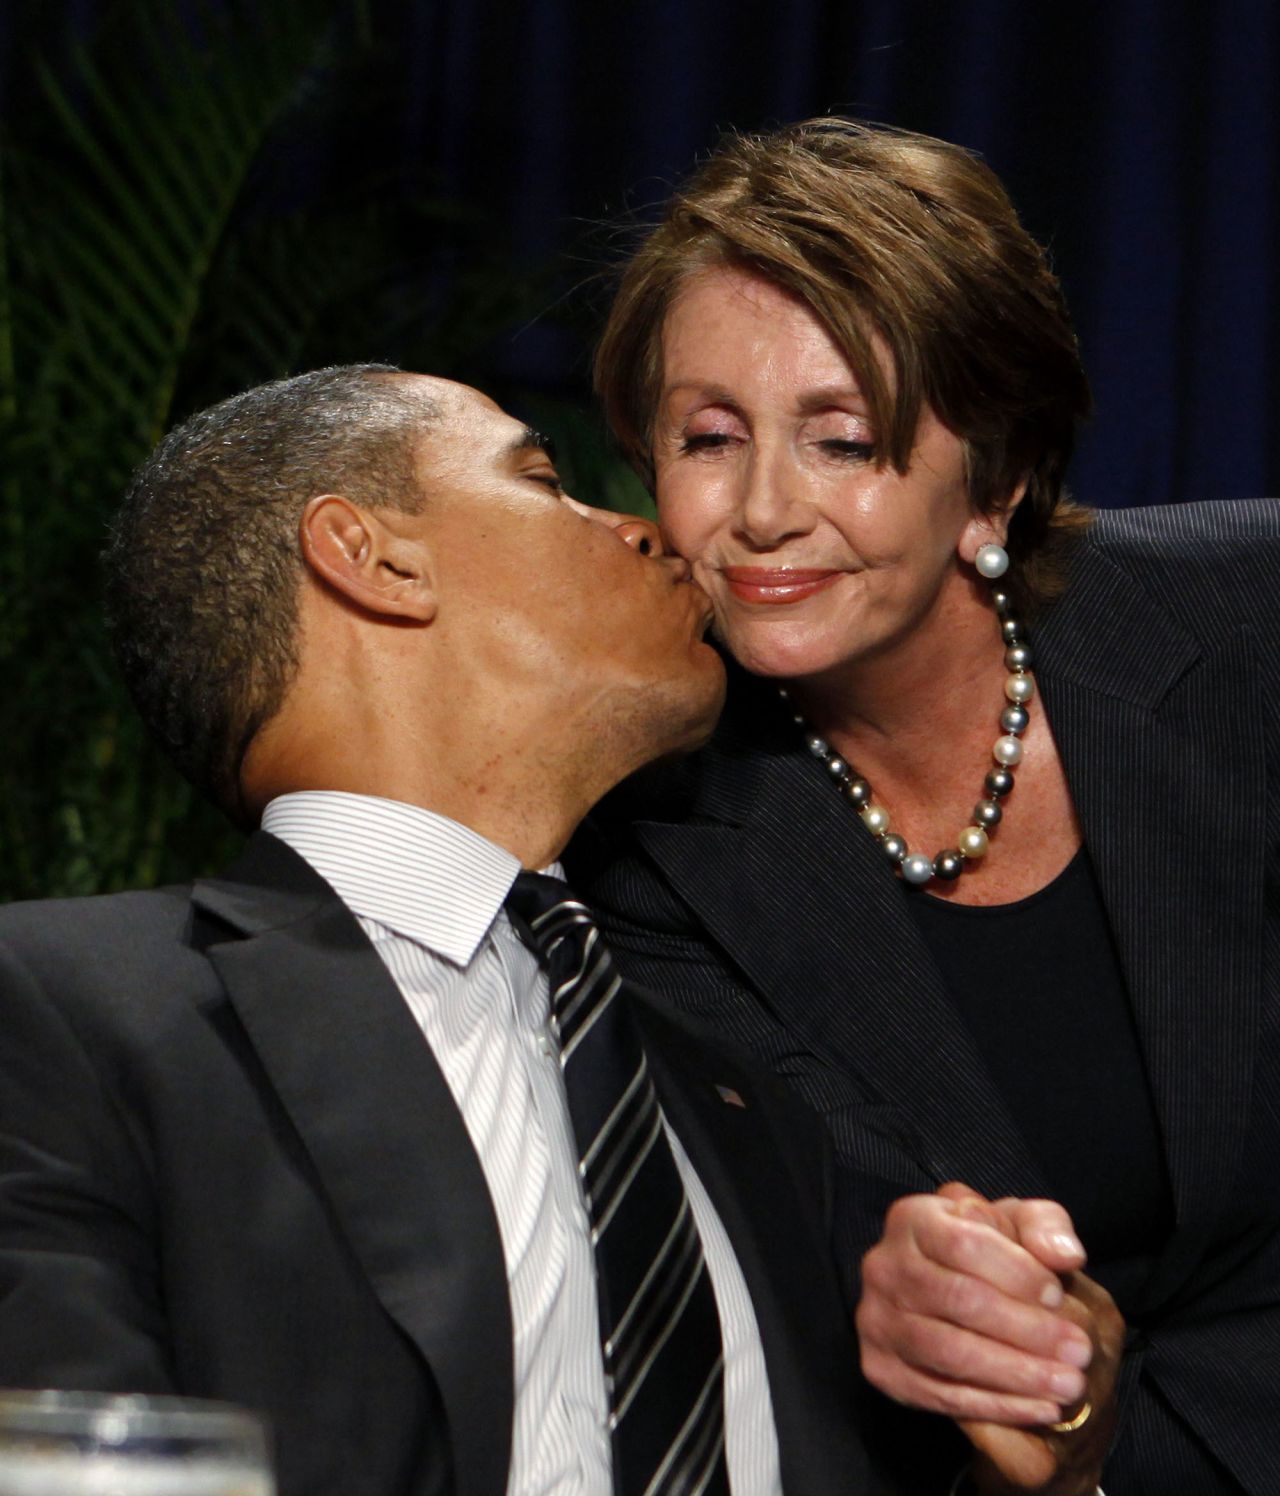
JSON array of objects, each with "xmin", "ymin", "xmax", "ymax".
[
  {"xmin": 299, "ymin": 494, "xmax": 437, "ymax": 622},
  {"xmin": 957, "ymin": 474, "xmax": 1030, "ymax": 564}
]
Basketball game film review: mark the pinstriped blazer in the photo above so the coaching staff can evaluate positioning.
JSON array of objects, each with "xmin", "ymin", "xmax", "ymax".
[{"xmin": 569, "ymin": 500, "xmax": 1280, "ymax": 1495}]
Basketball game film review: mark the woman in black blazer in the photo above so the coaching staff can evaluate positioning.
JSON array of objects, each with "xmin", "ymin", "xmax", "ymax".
[{"xmin": 571, "ymin": 118, "xmax": 1280, "ymax": 1495}]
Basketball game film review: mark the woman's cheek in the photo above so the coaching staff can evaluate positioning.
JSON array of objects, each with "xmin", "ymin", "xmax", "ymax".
[{"xmin": 657, "ymin": 480, "xmax": 721, "ymax": 560}]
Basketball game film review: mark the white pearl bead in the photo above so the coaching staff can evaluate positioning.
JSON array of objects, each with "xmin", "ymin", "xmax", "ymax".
[
  {"xmin": 1004, "ymin": 673, "xmax": 1035, "ymax": 703},
  {"xmin": 993, "ymin": 734, "xmax": 1023, "ymax": 766},
  {"xmin": 974, "ymin": 543, "xmax": 1009, "ymax": 579},
  {"xmin": 901, "ymin": 853, "xmax": 934, "ymax": 885},
  {"xmin": 957, "ymin": 825, "xmax": 990, "ymax": 858},
  {"xmin": 860, "ymin": 804, "xmax": 891, "ymax": 836}
]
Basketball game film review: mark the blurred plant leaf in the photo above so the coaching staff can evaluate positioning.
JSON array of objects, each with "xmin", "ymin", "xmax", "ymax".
[{"xmin": 0, "ymin": 0, "xmax": 648, "ymax": 902}]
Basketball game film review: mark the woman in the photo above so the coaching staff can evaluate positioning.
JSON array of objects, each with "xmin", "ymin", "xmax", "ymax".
[{"xmin": 569, "ymin": 119, "xmax": 1280, "ymax": 1494}]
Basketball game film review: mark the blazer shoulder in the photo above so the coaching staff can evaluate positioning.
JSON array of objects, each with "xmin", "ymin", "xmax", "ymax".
[
  {"xmin": 1081, "ymin": 499, "xmax": 1280, "ymax": 647},
  {"xmin": 0, "ymin": 884, "xmax": 222, "ymax": 1038},
  {"xmin": 0, "ymin": 885, "xmax": 193, "ymax": 962},
  {"xmin": 1086, "ymin": 498, "xmax": 1280, "ymax": 584}
]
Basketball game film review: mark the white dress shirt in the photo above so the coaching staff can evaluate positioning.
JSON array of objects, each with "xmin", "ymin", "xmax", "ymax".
[{"xmin": 262, "ymin": 791, "xmax": 781, "ymax": 1496}]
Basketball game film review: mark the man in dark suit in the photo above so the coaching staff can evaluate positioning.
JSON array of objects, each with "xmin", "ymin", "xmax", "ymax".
[{"xmin": 0, "ymin": 365, "xmax": 1109, "ymax": 1496}]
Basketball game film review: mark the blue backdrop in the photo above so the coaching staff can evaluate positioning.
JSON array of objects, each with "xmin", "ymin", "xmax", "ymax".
[
  {"xmin": 5, "ymin": 0, "xmax": 1278, "ymax": 510},
  {"xmin": 405, "ymin": 0, "xmax": 1280, "ymax": 510}
]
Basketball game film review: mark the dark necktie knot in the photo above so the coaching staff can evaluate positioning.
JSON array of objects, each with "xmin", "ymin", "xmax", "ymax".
[{"xmin": 505, "ymin": 871, "xmax": 589, "ymax": 960}]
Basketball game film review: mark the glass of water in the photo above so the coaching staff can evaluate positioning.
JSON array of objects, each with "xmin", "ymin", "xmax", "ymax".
[{"xmin": 0, "ymin": 1392, "xmax": 274, "ymax": 1496}]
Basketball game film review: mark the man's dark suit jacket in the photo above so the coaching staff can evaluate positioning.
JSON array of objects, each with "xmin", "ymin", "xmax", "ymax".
[
  {"xmin": 571, "ymin": 500, "xmax": 1280, "ymax": 1496},
  {"xmin": 0, "ymin": 831, "xmax": 874, "ymax": 1496}
]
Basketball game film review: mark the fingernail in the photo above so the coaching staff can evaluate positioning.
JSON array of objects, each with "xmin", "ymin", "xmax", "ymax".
[
  {"xmin": 1059, "ymin": 1337, "xmax": 1093, "ymax": 1370},
  {"xmin": 1040, "ymin": 1280, "xmax": 1064, "ymax": 1308},
  {"xmin": 1050, "ymin": 1369, "xmax": 1085, "ymax": 1401},
  {"xmin": 1046, "ymin": 1230, "xmax": 1085, "ymax": 1259}
]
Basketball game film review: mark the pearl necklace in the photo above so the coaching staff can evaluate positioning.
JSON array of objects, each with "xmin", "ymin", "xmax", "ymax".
[{"xmin": 780, "ymin": 584, "xmax": 1034, "ymax": 888}]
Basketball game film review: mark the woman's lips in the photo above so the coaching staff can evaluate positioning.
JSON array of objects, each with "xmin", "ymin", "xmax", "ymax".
[{"xmin": 719, "ymin": 566, "xmax": 842, "ymax": 605}]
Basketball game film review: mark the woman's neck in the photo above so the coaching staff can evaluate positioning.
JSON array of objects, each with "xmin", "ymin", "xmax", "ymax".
[{"xmin": 788, "ymin": 583, "xmax": 1006, "ymax": 777}]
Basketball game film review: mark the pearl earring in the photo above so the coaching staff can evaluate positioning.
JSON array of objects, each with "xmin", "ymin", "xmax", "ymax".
[{"xmin": 974, "ymin": 542, "xmax": 1009, "ymax": 579}]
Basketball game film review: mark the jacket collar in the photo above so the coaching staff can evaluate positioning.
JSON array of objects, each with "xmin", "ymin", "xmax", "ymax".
[
  {"xmin": 192, "ymin": 831, "xmax": 514, "ymax": 1496},
  {"xmin": 634, "ymin": 673, "xmax": 1048, "ymax": 1199}
]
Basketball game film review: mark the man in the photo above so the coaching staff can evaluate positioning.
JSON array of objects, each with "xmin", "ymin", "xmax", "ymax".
[{"xmin": 0, "ymin": 365, "xmax": 1111, "ymax": 1495}]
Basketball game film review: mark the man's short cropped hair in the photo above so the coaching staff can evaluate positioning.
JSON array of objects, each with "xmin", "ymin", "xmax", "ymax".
[{"xmin": 104, "ymin": 364, "xmax": 435, "ymax": 824}]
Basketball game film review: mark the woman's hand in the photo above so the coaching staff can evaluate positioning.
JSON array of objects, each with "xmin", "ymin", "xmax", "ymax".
[
  {"xmin": 856, "ymin": 1183, "xmax": 1123, "ymax": 1493},
  {"xmin": 857, "ymin": 1183, "xmax": 1097, "ymax": 1424}
]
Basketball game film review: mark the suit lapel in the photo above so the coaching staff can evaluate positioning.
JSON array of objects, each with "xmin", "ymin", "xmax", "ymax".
[
  {"xmin": 192, "ymin": 833, "xmax": 513, "ymax": 1496},
  {"xmin": 1035, "ymin": 543, "xmax": 1266, "ymax": 1285},
  {"xmin": 634, "ymin": 681, "xmax": 1045, "ymax": 1200}
]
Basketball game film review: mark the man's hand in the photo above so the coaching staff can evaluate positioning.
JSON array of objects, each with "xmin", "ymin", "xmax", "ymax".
[{"xmin": 964, "ymin": 1269, "xmax": 1122, "ymax": 1495}]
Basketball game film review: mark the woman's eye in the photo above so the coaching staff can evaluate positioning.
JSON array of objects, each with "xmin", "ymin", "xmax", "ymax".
[
  {"xmin": 679, "ymin": 432, "xmax": 733, "ymax": 454},
  {"xmin": 530, "ymin": 472, "xmax": 564, "ymax": 494},
  {"xmin": 818, "ymin": 438, "xmax": 876, "ymax": 461}
]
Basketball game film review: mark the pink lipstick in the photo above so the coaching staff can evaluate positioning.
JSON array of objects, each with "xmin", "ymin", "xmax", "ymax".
[{"xmin": 720, "ymin": 567, "xmax": 841, "ymax": 605}]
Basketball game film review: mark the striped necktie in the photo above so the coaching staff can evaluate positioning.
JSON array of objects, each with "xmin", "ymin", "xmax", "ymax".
[{"xmin": 506, "ymin": 871, "xmax": 730, "ymax": 1496}]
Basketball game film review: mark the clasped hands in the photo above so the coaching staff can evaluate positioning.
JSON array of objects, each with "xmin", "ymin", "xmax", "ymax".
[{"xmin": 857, "ymin": 1182, "xmax": 1124, "ymax": 1495}]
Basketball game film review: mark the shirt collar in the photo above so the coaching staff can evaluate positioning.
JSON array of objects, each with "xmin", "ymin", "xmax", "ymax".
[{"xmin": 262, "ymin": 791, "xmax": 560, "ymax": 966}]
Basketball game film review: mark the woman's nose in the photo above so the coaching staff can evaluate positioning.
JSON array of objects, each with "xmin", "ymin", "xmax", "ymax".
[{"xmin": 737, "ymin": 452, "xmax": 813, "ymax": 545}]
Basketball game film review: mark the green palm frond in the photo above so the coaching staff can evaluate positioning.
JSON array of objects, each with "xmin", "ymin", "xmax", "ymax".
[
  {"xmin": 0, "ymin": 0, "xmax": 648, "ymax": 901},
  {"xmin": 0, "ymin": 0, "xmax": 359, "ymax": 899}
]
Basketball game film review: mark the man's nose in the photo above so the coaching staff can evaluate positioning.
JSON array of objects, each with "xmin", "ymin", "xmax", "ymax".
[
  {"xmin": 572, "ymin": 497, "xmax": 665, "ymax": 557},
  {"xmin": 611, "ymin": 516, "xmax": 664, "ymax": 556}
]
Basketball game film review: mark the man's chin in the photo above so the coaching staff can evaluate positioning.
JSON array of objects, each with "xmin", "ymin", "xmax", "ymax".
[{"xmin": 656, "ymin": 653, "xmax": 728, "ymax": 760}]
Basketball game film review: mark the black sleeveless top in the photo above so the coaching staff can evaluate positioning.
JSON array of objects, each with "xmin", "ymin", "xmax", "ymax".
[{"xmin": 906, "ymin": 847, "xmax": 1174, "ymax": 1292}]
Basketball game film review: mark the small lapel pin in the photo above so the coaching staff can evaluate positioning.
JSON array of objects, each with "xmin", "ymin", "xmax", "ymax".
[{"xmin": 714, "ymin": 1083, "xmax": 747, "ymax": 1109}]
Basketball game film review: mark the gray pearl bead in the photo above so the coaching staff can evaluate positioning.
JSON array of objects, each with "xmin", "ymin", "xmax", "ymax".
[
  {"xmin": 901, "ymin": 853, "xmax": 934, "ymax": 886},
  {"xmin": 1004, "ymin": 642, "xmax": 1033, "ymax": 671},
  {"xmin": 1000, "ymin": 704, "xmax": 1029, "ymax": 734},
  {"xmin": 880, "ymin": 833, "xmax": 908, "ymax": 863},
  {"xmin": 991, "ymin": 588, "xmax": 1012, "ymax": 616},
  {"xmin": 806, "ymin": 735, "xmax": 829, "ymax": 757},
  {"xmin": 826, "ymin": 755, "xmax": 849, "ymax": 779},
  {"xmin": 1000, "ymin": 616, "xmax": 1022, "ymax": 644},
  {"xmin": 985, "ymin": 767, "xmax": 1015, "ymax": 797},
  {"xmin": 844, "ymin": 777, "xmax": 871, "ymax": 808},
  {"xmin": 933, "ymin": 850, "xmax": 964, "ymax": 881},
  {"xmin": 974, "ymin": 798, "xmax": 1003, "ymax": 828}
]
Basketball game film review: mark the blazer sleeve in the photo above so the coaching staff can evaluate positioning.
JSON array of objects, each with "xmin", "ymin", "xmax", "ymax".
[{"xmin": 0, "ymin": 938, "xmax": 174, "ymax": 1392}]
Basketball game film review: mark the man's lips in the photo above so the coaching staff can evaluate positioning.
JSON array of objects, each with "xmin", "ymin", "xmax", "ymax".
[
  {"xmin": 676, "ymin": 573, "xmax": 717, "ymax": 635},
  {"xmin": 719, "ymin": 566, "xmax": 842, "ymax": 605}
]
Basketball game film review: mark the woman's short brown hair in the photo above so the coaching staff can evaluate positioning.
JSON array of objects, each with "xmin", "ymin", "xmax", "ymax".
[{"xmin": 594, "ymin": 118, "xmax": 1093, "ymax": 608}]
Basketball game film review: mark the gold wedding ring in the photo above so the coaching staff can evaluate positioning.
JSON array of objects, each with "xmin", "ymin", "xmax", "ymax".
[{"xmin": 1048, "ymin": 1398, "xmax": 1093, "ymax": 1434}]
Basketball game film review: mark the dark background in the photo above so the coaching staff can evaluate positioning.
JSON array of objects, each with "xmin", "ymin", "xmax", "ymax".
[{"xmin": 2, "ymin": 0, "xmax": 1277, "ymax": 897}]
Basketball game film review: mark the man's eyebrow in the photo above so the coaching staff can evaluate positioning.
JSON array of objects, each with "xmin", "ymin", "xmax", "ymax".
[{"xmin": 508, "ymin": 427, "xmax": 558, "ymax": 462}]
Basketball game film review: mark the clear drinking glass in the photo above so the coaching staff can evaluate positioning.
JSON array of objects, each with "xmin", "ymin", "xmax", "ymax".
[{"xmin": 0, "ymin": 1392, "xmax": 275, "ymax": 1496}]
